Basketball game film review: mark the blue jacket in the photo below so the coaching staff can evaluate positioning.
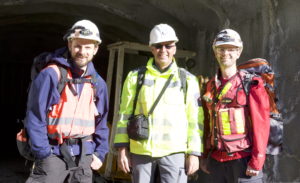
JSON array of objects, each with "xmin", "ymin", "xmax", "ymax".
[{"xmin": 24, "ymin": 47, "xmax": 109, "ymax": 162}]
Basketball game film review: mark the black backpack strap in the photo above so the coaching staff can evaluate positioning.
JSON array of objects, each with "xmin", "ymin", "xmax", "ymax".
[
  {"xmin": 91, "ymin": 74, "xmax": 98, "ymax": 102},
  {"xmin": 57, "ymin": 66, "xmax": 98, "ymax": 97},
  {"xmin": 57, "ymin": 66, "xmax": 69, "ymax": 94},
  {"xmin": 131, "ymin": 66, "xmax": 147, "ymax": 116},
  {"xmin": 59, "ymin": 135, "xmax": 92, "ymax": 169},
  {"xmin": 60, "ymin": 141, "xmax": 77, "ymax": 169},
  {"xmin": 57, "ymin": 66, "xmax": 80, "ymax": 96},
  {"xmin": 239, "ymin": 72, "xmax": 255, "ymax": 96},
  {"xmin": 178, "ymin": 68, "xmax": 187, "ymax": 104}
]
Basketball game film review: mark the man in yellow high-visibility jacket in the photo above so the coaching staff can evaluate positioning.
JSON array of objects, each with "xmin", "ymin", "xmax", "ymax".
[{"xmin": 114, "ymin": 23, "xmax": 204, "ymax": 183}]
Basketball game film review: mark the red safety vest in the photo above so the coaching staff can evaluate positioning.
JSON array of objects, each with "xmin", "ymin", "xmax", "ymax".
[
  {"xmin": 203, "ymin": 71, "xmax": 251, "ymax": 153},
  {"xmin": 46, "ymin": 65, "xmax": 97, "ymax": 144}
]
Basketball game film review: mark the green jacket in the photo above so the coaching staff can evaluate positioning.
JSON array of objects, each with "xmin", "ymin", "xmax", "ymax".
[{"xmin": 114, "ymin": 58, "xmax": 204, "ymax": 157}]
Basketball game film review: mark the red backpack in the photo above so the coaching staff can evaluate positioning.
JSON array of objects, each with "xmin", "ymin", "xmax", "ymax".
[{"xmin": 238, "ymin": 58, "xmax": 283, "ymax": 155}]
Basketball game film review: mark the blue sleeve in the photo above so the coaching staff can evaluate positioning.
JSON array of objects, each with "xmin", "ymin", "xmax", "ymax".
[
  {"xmin": 24, "ymin": 68, "xmax": 60, "ymax": 159},
  {"xmin": 93, "ymin": 76, "xmax": 110, "ymax": 162}
]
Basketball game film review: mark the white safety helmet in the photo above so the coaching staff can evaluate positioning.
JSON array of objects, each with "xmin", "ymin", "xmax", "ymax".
[
  {"xmin": 213, "ymin": 29, "xmax": 243, "ymax": 48},
  {"xmin": 64, "ymin": 19, "xmax": 101, "ymax": 44},
  {"xmin": 149, "ymin": 24, "xmax": 179, "ymax": 45}
]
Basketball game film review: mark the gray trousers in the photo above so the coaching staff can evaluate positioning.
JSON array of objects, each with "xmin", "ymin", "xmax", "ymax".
[
  {"xmin": 26, "ymin": 154, "xmax": 93, "ymax": 183},
  {"xmin": 131, "ymin": 153, "xmax": 187, "ymax": 183},
  {"xmin": 209, "ymin": 156, "xmax": 263, "ymax": 183}
]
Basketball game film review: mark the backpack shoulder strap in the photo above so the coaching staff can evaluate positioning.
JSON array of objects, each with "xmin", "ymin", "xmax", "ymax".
[
  {"xmin": 56, "ymin": 65, "xmax": 99, "ymax": 97},
  {"xmin": 90, "ymin": 73, "xmax": 99, "ymax": 102},
  {"xmin": 178, "ymin": 68, "xmax": 187, "ymax": 104},
  {"xmin": 43, "ymin": 64, "xmax": 70, "ymax": 95},
  {"xmin": 239, "ymin": 71, "xmax": 257, "ymax": 96},
  {"xmin": 131, "ymin": 66, "xmax": 147, "ymax": 115},
  {"xmin": 57, "ymin": 66, "xmax": 69, "ymax": 94}
]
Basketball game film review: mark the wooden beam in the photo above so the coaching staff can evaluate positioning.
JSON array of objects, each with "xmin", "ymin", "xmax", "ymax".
[
  {"xmin": 104, "ymin": 46, "xmax": 125, "ymax": 178},
  {"xmin": 106, "ymin": 49, "xmax": 116, "ymax": 100}
]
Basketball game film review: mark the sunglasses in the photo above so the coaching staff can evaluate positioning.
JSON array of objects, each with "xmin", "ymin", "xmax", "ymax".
[{"xmin": 152, "ymin": 44, "xmax": 176, "ymax": 49}]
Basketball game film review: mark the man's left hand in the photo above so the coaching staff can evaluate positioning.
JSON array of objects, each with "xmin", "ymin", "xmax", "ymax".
[
  {"xmin": 185, "ymin": 155, "xmax": 199, "ymax": 175},
  {"xmin": 246, "ymin": 165, "xmax": 260, "ymax": 176},
  {"xmin": 91, "ymin": 154, "xmax": 103, "ymax": 170}
]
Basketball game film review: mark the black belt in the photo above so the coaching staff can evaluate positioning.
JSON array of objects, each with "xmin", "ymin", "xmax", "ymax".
[{"xmin": 49, "ymin": 136, "xmax": 92, "ymax": 145}]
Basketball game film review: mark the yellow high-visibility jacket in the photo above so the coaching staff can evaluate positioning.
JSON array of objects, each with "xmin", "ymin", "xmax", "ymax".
[{"xmin": 114, "ymin": 58, "xmax": 204, "ymax": 157}]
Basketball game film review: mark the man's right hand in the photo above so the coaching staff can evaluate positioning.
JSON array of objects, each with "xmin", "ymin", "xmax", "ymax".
[{"xmin": 117, "ymin": 147, "xmax": 131, "ymax": 174}]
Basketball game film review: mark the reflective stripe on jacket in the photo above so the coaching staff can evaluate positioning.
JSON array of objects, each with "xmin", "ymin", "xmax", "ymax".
[
  {"xmin": 46, "ymin": 65, "xmax": 96, "ymax": 144},
  {"xmin": 114, "ymin": 58, "xmax": 204, "ymax": 157}
]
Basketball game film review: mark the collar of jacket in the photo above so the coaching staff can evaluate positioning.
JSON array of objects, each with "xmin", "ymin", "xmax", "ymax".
[
  {"xmin": 214, "ymin": 68, "xmax": 241, "ymax": 89},
  {"xmin": 146, "ymin": 57, "xmax": 177, "ymax": 77},
  {"xmin": 70, "ymin": 62, "xmax": 96, "ymax": 78}
]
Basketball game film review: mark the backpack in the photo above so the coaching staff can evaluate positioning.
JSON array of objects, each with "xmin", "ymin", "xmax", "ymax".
[
  {"xmin": 16, "ymin": 50, "xmax": 98, "ymax": 161},
  {"xmin": 238, "ymin": 58, "xmax": 283, "ymax": 155}
]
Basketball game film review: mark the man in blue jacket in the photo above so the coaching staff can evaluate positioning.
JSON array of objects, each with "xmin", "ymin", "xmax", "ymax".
[{"xmin": 25, "ymin": 19, "xmax": 109, "ymax": 183}]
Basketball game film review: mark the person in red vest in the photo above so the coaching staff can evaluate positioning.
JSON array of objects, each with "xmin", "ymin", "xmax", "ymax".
[
  {"xmin": 200, "ymin": 29, "xmax": 270, "ymax": 183},
  {"xmin": 25, "ymin": 20, "xmax": 109, "ymax": 183}
]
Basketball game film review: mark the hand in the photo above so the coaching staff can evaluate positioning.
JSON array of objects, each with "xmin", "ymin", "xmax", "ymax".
[
  {"xmin": 91, "ymin": 154, "xmax": 103, "ymax": 170},
  {"xmin": 117, "ymin": 147, "xmax": 131, "ymax": 174},
  {"xmin": 199, "ymin": 158, "xmax": 210, "ymax": 174},
  {"xmin": 185, "ymin": 155, "xmax": 199, "ymax": 175},
  {"xmin": 245, "ymin": 165, "xmax": 260, "ymax": 176}
]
